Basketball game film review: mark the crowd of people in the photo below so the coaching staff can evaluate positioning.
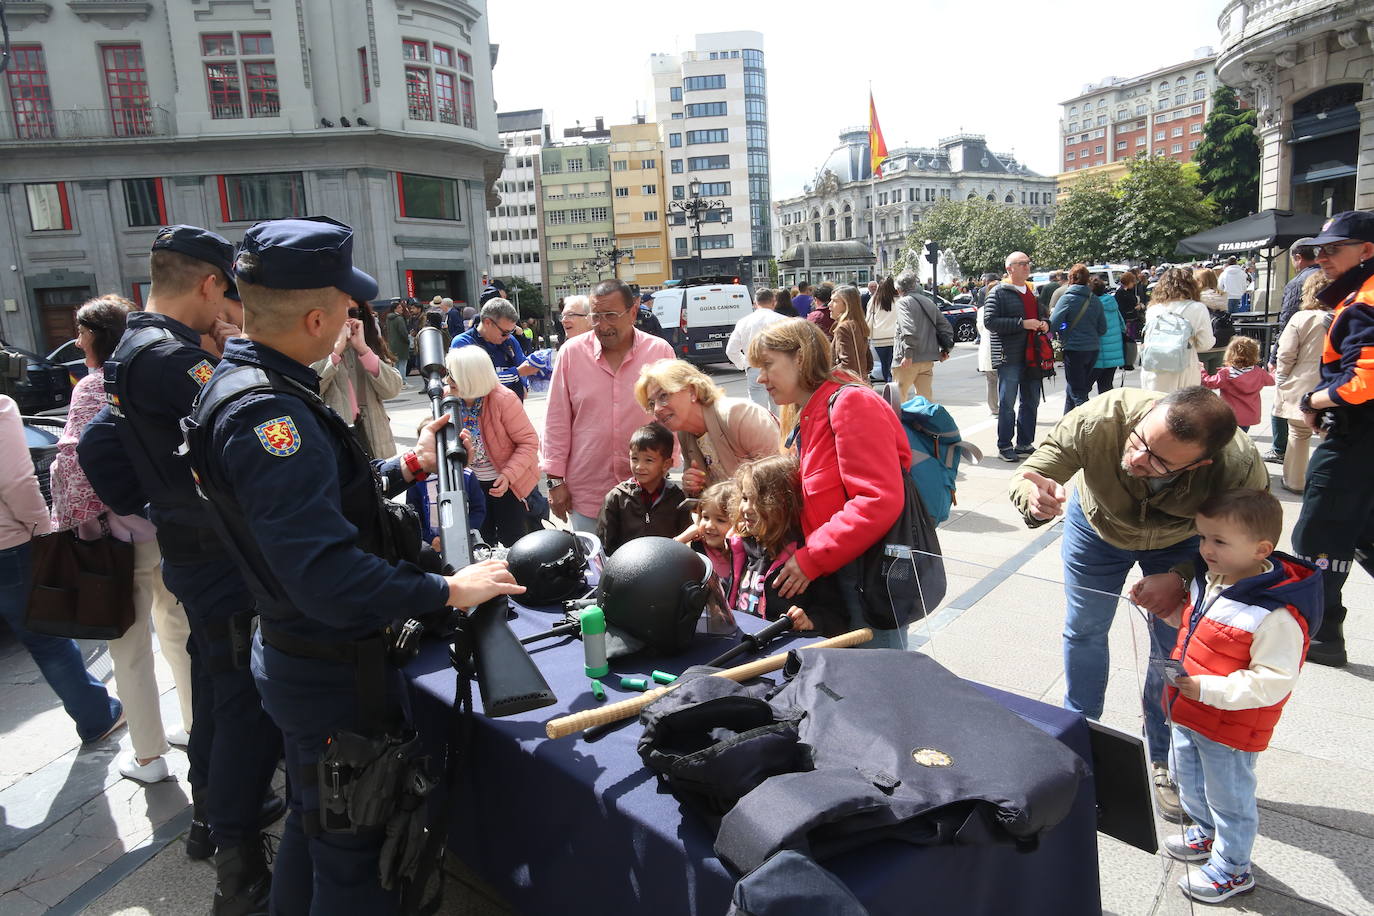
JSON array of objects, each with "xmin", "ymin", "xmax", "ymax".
[{"xmin": 1, "ymin": 207, "xmax": 1371, "ymax": 910}]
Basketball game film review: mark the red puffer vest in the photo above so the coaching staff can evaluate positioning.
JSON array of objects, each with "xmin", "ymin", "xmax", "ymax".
[{"xmin": 1165, "ymin": 553, "xmax": 1321, "ymax": 752}]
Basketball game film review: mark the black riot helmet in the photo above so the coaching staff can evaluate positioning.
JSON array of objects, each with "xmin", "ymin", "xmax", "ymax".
[
  {"xmin": 599, "ymin": 537, "xmax": 711, "ymax": 656},
  {"xmin": 506, "ymin": 529, "xmax": 592, "ymax": 606}
]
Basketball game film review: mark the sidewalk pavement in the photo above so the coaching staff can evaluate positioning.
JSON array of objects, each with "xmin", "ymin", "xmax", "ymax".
[{"xmin": 1, "ymin": 345, "xmax": 1368, "ymax": 915}]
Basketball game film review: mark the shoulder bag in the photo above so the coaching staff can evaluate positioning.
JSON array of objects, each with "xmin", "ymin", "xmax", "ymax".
[{"xmin": 25, "ymin": 514, "xmax": 136, "ymax": 640}]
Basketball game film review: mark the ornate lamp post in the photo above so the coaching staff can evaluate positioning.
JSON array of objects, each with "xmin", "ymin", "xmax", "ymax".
[{"xmin": 668, "ymin": 177, "xmax": 726, "ymax": 278}]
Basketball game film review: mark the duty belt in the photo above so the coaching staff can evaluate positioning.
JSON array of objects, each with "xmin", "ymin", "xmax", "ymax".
[{"xmin": 259, "ymin": 620, "xmax": 392, "ymax": 733}]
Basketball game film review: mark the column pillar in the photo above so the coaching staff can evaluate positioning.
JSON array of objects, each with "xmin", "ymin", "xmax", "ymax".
[{"xmin": 1354, "ymin": 99, "xmax": 1374, "ymax": 210}]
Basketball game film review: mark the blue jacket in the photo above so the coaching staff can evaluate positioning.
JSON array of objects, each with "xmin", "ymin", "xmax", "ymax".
[
  {"xmin": 1094, "ymin": 293, "xmax": 1126, "ymax": 369},
  {"xmin": 1049, "ymin": 285, "xmax": 1107, "ymax": 352},
  {"xmin": 450, "ymin": 326, "xmax": 527, "ymax": 399}
]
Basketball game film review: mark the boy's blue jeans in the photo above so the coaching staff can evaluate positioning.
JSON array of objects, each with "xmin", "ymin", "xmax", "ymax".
[
  {"xmin": 1061, "ymin": 493, "xmax": 1196, "ymax": 763},
  {"xmin": 1170, "ymin": 723, "xmax": 1259, "ymax": 876}
]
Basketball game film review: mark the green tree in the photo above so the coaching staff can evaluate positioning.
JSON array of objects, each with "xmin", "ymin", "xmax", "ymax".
[
  {"xmin": 1035, "ymin": 172, "xmax": 1117, "ymax": 268},
  {"xmin": 500, "ymin": 275, "xmax": 545, "ymax": 320},
  {"xmin": 907, "ymin": 197, "xmax": 1037, "ymax": 277},
  {"xmin": 1195, "ymin": 86, "xmax": 1260, "ymax": 222},
  {"xmin": 1110, "ymin": 156, "xmax": 1215, "ymax": 263}
]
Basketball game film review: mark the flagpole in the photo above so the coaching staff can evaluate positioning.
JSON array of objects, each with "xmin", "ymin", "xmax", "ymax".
[{"xmin": 868, "ymin": 84, "xmax": 877, "ymax": 281}]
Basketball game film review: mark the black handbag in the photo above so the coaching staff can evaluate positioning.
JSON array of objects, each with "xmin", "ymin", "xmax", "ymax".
[
  {"xmin": 25, "ymin": 515, "xmax": 136, "ymax": 640},
  {"xmin": 821, "ymin": 386, "xmax": 947, "ymax": 631}
]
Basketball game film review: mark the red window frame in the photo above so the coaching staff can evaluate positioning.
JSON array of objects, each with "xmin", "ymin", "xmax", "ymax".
[
  {"xmin": 27, "ymin": 182, "xmax": 72, "ymax": 231},
  {"xmin": 244, "ymin": 61, "xmax": 279, "ymax": 117},
  {"xmin": 402, "ymin": 39, "xmax": 428, "ymax": 62},
  {"xmin": 432, "ymin": 44, "xmax": 453, "ymax": 68},
  {"xmin": 200, "ymin": 33, "xmax": 234, "ymax": 56},
  {"xmin": 6, "ymin": 45, "xmax": 54, "ymax": 139},
  {"xmin": 405, "ymin": 66, "xmax": 432, "ymax": 120},
  {"xmin": 435, "ymin": 71, "xmax": 456, "ymax": 125},
  {"xmin": 206, "ymin": 61, "xmax": 243, "ymax": 119},
  {"xmin": 102, "ymin": 44, "xmax": 152, "ymax": 137},
  {"xmin": 239, "ymin": 33, "xmax": 273, "ymax": 56},
  {"xmin": 123, "ymin": 177, "xmax": 167, "ymax": 226},
  {"xmin": 459, "ymin": 77, "xmax": 475, "ymax": 129},
  {"xmin": 457, "ymin": 51, "xmax": 472, "ymax": 74},
  {"xmin": 358, "ymin": 47, "xmax": 370, "ymax": 102},
  {"xmin": 396, "ymin": 173, "xmax": 409, "ymax": 217}
]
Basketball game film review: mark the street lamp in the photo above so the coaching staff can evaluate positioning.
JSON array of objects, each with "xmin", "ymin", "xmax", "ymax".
[
  {"xmin": 590, "ymin": 240, "xmax": 636, "ymax": 279},
  {"xmin": 668, "ymin": 178, "xmax": 726, "ymax": 279}
]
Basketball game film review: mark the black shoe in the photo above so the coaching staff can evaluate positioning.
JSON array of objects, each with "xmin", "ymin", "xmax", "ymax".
[
  {"xmin": 186, "ymin": 814, "xmax": 215, "ymax": 860},
  {"xmin": 999, "ymin": 448, "xmax": 1019, "ymax": 463},
  {"xmin": 1307, "ymin": 638, "xmax": 1348, "ymax": 668},
  {"xmin": 1014, "ymin": 445, "xmax": 1036, "ymax": 456},
  {"xmin": 1262, "ymin": 450, "xmax": 1285, "ymax": 463},
  {"xmin": 212, "ymin": 835, "xmax": 272, "ymax": 916},
  {"xmin": 259, "ymin": 794, "xmax": 287, "ymax": 829}
]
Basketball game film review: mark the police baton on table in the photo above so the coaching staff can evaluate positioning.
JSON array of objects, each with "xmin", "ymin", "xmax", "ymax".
[
  {"xmin": 417, "ymin": 326, "xmax": 555, "ymax": 717},
  {"xmin": 545, "ymin": 627, "xmax": 873, "ymax": 740}
]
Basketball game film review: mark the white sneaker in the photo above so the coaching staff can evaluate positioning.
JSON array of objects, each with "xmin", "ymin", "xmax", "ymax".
[
  {"xmin": 118, "ymin": 752, "xmax": 171, "ymax": 785},
  {"xmin": 166, "ymin": 727, "xmax": 190, "ymax": 748}
]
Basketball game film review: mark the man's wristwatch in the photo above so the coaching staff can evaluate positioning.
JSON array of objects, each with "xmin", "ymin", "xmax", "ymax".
[
  {"xmin": 1299, "ymin": 392, "xmax": 1316, "ymax": 413},
  {"xmin": 403, "ymin": 449, "xmax": 429, "ymax": 481},
  {"xmin": 547, "ymin": 477, "xmax": 564, "ymax": 489}
]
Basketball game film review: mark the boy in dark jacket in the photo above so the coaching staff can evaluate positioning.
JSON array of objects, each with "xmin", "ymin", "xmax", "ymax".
[
  {"xmin": 597, "ymin": 423, "xmax": 692, "ymax": 555},
  {"xmin": 1151, "ymin": 488, "xmax": 1321, "ymax": 904}
]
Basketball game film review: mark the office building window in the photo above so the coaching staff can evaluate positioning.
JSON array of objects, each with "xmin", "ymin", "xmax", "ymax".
[
  {"xmin": 1094, "ymin": 145, "xmax": 1104, "ymax": 154},
  {"xmin": 567, "ymin": 158, "xmax": 584, "ymax": 172},
  {"xmin": 1171, "ymin": 143, "xmax": 1183, "ymax": 153},
  {"xmin": 6, "ymin": 45, "xmax": 55, "ymax": 139},
  {"xmin": 669, "ymin": 133, "xmax": 682, "ymax": 148},
  {"xmin": 26, "ymin": 182, "xmax": 71, "ymax": 231},
  {"xmin": 683, "ymin": 74, "xmax": 726, "ymax": 91},
  {"xmin": 218, "ymin": 172, "xmax": 305, "ymax": 222},
  {"xmin": 670, "ymin": 87, "xmax": 682, "ymax": 101},
  {"xmin": 670, "ymin": 159, "xmax": 682, "ymax": 173},
  {"xmin": 358, "ymin": 47, "xmax": 370, "ymax": 102},
  {"xmin": 123, "ymin": 177, "xmax": 166, "ymax": 227},
  {"xmin": 1171, "ymin": 126, "xmax": 1183, "ymax": 137},
  {"xmin": 1066, "ymin": 151, "xmax": 1076, "ymax": 161},
  {"xmin": 699, "ymin": 234, "xmax": 733, "ymax": 250},
  {"xmin": 697, "ymin": 181, "xmax": 730, "ymax": 196},
  {"xmin": 615, "ymin": 187, "xmax": 629, "ymax": 197},
  {"xmin": 1155, "ymin": 130, "xmax": 1165, "ymax": 141},
  {"xmin": 590, "ymin": 207, "xmax": 608, "ymax": 221},
  {"xmin": 676, "ymin": 237, "xmax": 689, "ymax": 256},
  {"xmin": 642, "ymin": 184, "xmax": 656, "ymax": 194},
  {"xmin": 687, "ymin": 155, "xmax": 729, "ymax": 170},
  {"xmin": 202, "ymin": 32, "xmax": 279, "ymax": 119},
  {"xmin": 548, "ymin": 211, "xmax": 567, "ymax": 225},
  {"xmin": 641, "ymin": 159, "xmax": 656, "ymax": 169},
  {"xmin": 402, "ymin": 39, "xmax": 468, "ymax": 126},
  {"xmin": 1136, "ymin": 136, "xmax": 1146, "ymax": 145},
  {"xmin": 644, "ymin": 211, "xmax": 658, "ymax": 221},
  {"xmin": 686, "ymin": 128, "xmax": 728, "ymax": 144},
  {"xmin": 103, "ymin": 45, "xmax": 153, "ymax": 136},
  {"xmin": 1116, "ymin": 140, "xmax": 1127, "ymax": 150},
  {"xmin": 459, "ymin": 74, "xmax": 475, "ymax": 128},
  {"xmin": 397, "ymin": 173, "xmax": 460, "ymax": 220},
  {"xmin": 405, "ymin": 67, "xmax": 432, "ymax": 120},
  {"xmin": 685, "ymin": 101, "xmax": 727, "ymax": 118},
  {"xmin": 612, "ymin": 160, "xmax": 628, "ymax": 171}
]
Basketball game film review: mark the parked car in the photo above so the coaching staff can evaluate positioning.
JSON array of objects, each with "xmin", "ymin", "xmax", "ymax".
[
  {"xmin": 935, "ymin": 294, "xmax": 979, "ymax": 343},
  {"xmin": 22, "ymin": 415, "xmax": 63, "ymax": 508},
  {"xmin": 0, "ymin": 339, "xmax": 81, "ymax": 414},
  {"xmin": 649, "ymin": 279, "xmax": 753, "ymax": 366}
]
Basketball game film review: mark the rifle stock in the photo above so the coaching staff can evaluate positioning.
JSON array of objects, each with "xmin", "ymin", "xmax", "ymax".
[{"xmin": 417, "ymin": 326, "xmax": 556, "ymax": 717}]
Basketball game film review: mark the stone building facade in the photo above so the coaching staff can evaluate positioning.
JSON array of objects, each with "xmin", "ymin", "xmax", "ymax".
[{"xmin": 0, "ymin": 0, "xmax": 502, "ymax": 352}]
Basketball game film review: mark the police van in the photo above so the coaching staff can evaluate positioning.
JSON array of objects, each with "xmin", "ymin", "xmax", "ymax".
[{"xmin": 649, "ymin": 278, "xmax": 753, "ymax": 365}]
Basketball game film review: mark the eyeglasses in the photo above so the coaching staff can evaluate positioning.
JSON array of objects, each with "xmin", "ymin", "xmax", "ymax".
[
  {"xmin": 487, "ymin": 319, "xmax": 516, "ymax": 338},
  {"xmin": 561, "ymin": 312, "xmax": 589, "ymax": 320},
  {"xmin": 647, "ymin": 390, "xmax": 674, "ymax": 408},
  {"xmin": 1124, "ymin": 409, "xmax": 1206, "ymax": 476},
  {"xmin": 590, "ymin": 307, "xmax": 632, "ymax": 323},
  {"xmin": 1316, "ymin": 241, "xmax": 1365, "ymax": 257}
]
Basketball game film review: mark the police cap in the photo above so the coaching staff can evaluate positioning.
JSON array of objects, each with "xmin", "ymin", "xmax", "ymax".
[
  {"xmin": 235, "ymin": 216, "xmax": 379, "ymax": 301},
  {"xmin": 152, "ymin": 225, "xmax": 240, "ymax": 300},
  {"xmin": 1311, "ymin": 211, "xmax": 1374, "ymax": 247}
]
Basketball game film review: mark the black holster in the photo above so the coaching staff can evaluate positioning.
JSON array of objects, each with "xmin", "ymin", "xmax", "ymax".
[
  {"xmin": 317, "ymin": 729, "xmax": 425, "ymax": 834},
  {"xmin": 204, "ymin": 610, "xmax": 256, "ymax": 672}
]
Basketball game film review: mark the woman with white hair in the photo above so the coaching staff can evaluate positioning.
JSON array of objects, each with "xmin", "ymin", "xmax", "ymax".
[{"xmin": 445, "ymin": 346, "xmax": 542, "ymax": 547}]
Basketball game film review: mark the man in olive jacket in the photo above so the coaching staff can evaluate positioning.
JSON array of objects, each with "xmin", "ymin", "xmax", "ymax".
[{"xmin": 1008, "ymin": 386, "xmax": 1267, "ymax": 818}]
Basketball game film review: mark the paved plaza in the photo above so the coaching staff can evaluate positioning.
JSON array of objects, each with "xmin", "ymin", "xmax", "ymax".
[{"xmin": 2, "ymin": 342, "xmax": 1370, "ymax": 915}]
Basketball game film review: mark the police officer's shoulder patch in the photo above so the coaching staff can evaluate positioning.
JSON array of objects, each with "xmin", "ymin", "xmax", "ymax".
[
  {"xmin": 254, "ymin": 416, "xmax": 302, "ymax": 457},
  {"xmin": 188, "ymin": 359, "xmax": 215, "ymax": 387}
]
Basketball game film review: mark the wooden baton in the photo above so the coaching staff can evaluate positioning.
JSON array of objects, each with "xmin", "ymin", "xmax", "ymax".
[{"xmin": 544, "ymin": 627, "xmax": 873, "ymax": 740}]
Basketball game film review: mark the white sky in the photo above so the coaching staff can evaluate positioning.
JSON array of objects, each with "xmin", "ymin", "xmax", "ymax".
[{"xmin": 488, "ymin": 0, "xmax": 1226, "ymax": 196}]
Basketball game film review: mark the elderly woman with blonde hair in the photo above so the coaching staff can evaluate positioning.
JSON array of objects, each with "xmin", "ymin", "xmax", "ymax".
[
  {"xmin": 444, "ymin": 345, "xmax": 542, "ymax": 547},
  {"xmin": 635, "ymin": 358, "xmax": 779, "ymax": 496}
]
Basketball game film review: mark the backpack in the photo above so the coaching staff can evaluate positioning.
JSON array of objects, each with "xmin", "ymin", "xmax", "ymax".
[
  {"xmin": 1209, "ymin": 309, "xmax": 1235, "ymax": 349},
  {"xmin": 1140, "ymin": 307, "xmax": 1195, "ymax": 373},
  {"xmin": 1024, "ymin": 328, "xmax": 1056, "ymax": 382},
  {"xmin": 880, "ymin": 387, "xmax": 982, "ymax": 526}
]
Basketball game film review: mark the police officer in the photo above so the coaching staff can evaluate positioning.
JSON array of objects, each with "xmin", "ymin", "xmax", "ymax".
[
  {"xmin": 183, "ymin": 217, "xmax": 523, "ymax": 915},
  {"xmin": 78, "ymin": 227, "xmax": 285, "ymax": 916},
  {"xmin": 1291, "ymin": 211, "xmax": 1374, "ymax": 668}
]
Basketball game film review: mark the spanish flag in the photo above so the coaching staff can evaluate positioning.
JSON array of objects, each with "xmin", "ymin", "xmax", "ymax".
[{"xmin": 869, "ymin": 91, "xmax": 888, "ymax": 179}]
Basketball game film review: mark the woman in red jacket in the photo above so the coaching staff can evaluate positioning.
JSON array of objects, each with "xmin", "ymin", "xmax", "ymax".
[{"xmin": 747, "ymin": 318, "xmax": 913, "ymax": 648}]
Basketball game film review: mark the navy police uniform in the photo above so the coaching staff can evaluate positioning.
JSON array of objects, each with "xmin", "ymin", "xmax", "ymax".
[
  {"xmin": 184, "ymin": 218, "xmax": 451, "ymax": 915},
  {"xmin": 78, "ymin": 227, "xmax": 282, "ymax": 874}
]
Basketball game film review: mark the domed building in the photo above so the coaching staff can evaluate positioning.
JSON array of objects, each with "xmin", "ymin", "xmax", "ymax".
[{"xmin": 773, "ymin": 130, "xmax": 1056, "ymax": 286}]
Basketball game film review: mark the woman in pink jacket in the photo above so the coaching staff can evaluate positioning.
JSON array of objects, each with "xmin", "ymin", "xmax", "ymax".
[
  {"xmin": 444, "ymin": 346, "xmax": 542, "ymax": 547},
  {"xmin": 1, "ymin": 393, "xmax": 123, "ymax": 744}
]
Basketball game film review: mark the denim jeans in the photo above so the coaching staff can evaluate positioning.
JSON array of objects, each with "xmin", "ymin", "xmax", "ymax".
[
  {"xmin": 995, "ymin": 360, "xmax": 1041, "ymax": 451},
  {"xmin": 0, "ymin": 541, "xmax": 121, "ymax": 741},
  {"xmin": 1170, "ymin": 724, "xmax": 1259, "ymax": 875},
  {"xmin": 1226, "ymin": 298, "xmax": 1242, "ymax": 314},
  {"xmin": 873, "ymin": 345, "xmax": 894, "ymax": 382},
  {"xmin": 1061, "ymin": 349, "xmax": 1098, "ymax": 414},
  {"xmin": 1060, "ymin": 493, "xmax": 1197, "ymax": 763}
]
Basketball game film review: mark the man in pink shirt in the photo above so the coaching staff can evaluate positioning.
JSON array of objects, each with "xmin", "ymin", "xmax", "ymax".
[{"xmin": 543, "ymin": 279, "xmax": 674, "ymax": 532}]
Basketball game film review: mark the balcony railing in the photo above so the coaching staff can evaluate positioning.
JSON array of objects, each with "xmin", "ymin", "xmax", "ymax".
[{"xmin": 0, "ymin": 105, "xmax": 171, "ymax": 142}]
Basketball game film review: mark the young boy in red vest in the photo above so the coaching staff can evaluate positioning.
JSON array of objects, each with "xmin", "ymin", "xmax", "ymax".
[{"xmin": 1151, "ymin": 488, "xmax": 1322, "ymax": 903}]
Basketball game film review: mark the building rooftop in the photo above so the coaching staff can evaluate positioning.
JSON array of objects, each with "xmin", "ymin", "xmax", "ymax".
[
  {"xmin": 1059, "ymin": 48, "xmax": 1217, "ymax": 104},
  {"xmin": 497, "ymin": 109, "xmax": 544, "ymax": 133}
]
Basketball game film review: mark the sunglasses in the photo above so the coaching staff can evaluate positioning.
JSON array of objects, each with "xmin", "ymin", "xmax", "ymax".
[{"xmin": 1316, "ymin": 240, "xmax": 1366, "ymax": 257}]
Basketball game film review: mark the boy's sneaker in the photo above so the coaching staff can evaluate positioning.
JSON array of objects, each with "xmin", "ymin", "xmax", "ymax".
[
  {"xmin": 1179, "ymin": 862, "xmax": 1255, "ymax": 903},
  {"xmin": 1163, "ymin": 826, "xmax": 1212, "ymax": 862}
]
